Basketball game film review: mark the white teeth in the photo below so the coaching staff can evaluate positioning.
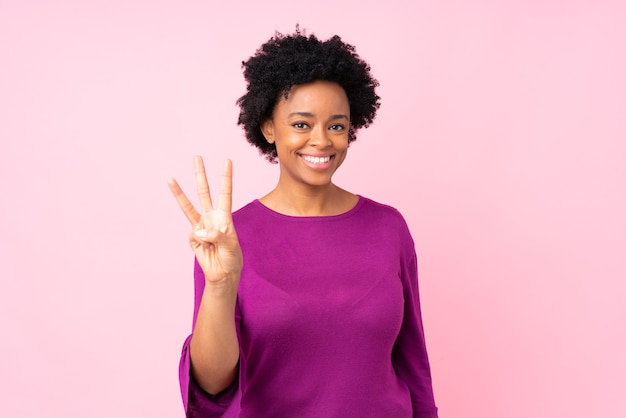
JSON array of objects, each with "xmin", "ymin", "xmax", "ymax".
[{"xmin": 302, "ymin": 155, "xmax": 331, "ymax": 164}]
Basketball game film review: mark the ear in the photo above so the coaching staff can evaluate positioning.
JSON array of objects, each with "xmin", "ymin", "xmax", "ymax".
[{"xmin": 260, "ymin": 119, "xmax": 275, "ymax": 144}]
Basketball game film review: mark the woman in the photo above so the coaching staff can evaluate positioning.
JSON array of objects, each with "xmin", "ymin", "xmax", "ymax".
[{"xmin": 168, "ymin": 28, "xmax": 438, "ymax": 417}]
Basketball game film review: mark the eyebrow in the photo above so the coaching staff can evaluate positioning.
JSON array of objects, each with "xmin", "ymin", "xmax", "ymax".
[{"xmin": 288, "ymin": 112, "xmax": 350, "ymax": 120}]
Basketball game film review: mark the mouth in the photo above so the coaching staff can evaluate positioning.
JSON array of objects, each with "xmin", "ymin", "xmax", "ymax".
[{"xmin": 300, "ymin": 154, "xmax": 333, "ymax": 165}]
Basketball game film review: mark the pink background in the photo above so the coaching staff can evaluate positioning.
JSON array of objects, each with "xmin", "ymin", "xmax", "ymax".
[{"xmin": 1, "ymin": 1, "xmax": 625, "ymax": 417}]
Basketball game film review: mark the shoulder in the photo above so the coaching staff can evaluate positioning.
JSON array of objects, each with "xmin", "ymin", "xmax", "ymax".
[
  {"xmin": 232, "ymin": 199, "xmax": 259, "ymax": 218},
  {"xmin": 357, "ymin": 196, "xmax": 410, "ymax": 229},
  {"xmin": 232, "ymin": 200, "xmax": 263, "ymax": 228},
  {"xmin": 356, "ymin": 196, "xmax": 415, "ymax": 248}
]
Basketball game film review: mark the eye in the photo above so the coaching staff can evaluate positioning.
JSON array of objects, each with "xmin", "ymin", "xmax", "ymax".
[
  {"xmin": 329, "ymin": 124, "xmax": 346, "ymax": 131},
  {"xmin": 292, "ymin": 122, "xmax": 309, "ymax": 129}
]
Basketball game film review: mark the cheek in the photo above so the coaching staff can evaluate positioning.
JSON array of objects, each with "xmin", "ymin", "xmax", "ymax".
[
  {"xmin": 274, "ymin": 138, "xmax": 294, "ymax": 156},
  {"xmin": 335, "ymin": 136, "xmax": 350, "ymax": 153},
  {"xmin": 335, "ymin": 145, "xmax": 349, "ymax": 166}
]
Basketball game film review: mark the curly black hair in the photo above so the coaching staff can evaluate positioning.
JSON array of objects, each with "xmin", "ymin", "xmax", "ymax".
[{"xmin": 236, "ymin": 28, "xmax": 381, "ymax": 163}]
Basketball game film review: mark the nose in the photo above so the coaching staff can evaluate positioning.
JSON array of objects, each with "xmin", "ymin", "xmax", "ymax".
[{"xmin": 310, "ymin": 126, "xmax": 332, "ymax": 147}]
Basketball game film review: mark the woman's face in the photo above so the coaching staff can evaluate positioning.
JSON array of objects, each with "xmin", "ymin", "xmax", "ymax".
[{"xmin": 261, "ymin": 80, "xmax": 351, "ymax": 190}]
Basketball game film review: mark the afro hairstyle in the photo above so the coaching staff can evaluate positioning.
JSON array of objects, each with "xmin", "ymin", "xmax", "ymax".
[{"xmin": 236, "ymin": 27, "xmax": 381, "ymax": 163}]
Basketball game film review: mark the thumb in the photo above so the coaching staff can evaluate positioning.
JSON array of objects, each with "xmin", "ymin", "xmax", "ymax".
[{"xmin": 193, "ymin": 228, "xmax": 220, "ymax": 243}]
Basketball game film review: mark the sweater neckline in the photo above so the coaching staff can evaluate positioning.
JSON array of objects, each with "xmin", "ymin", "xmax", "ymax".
[{"xmin": 251, "ymin": 195, "xmax": 365, "ymax": 222}]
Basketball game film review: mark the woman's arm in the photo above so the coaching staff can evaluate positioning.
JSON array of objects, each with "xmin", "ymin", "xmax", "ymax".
[
  {"xmin": 393, "ymin": 248, "xmax": 438, "ymax": 418},
  {"xmin": 170, "ymin": 157, "xmax": 243, "ymax": 396},
  {"xmin": 190, "ymin": 277, "xmax": 240, "ymax": 394}
]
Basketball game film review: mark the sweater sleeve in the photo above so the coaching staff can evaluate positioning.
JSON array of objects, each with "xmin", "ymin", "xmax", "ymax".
[
  {"xmin": 178, "ymin": 259, "xmax": 241, "ymax": 417},
  {"xmin": 392, "ymin": 250, "xmax": 439, "ymax": 418}
]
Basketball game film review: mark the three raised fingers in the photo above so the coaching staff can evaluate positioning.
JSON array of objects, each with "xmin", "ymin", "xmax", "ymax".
[{"xmin": 168, "ymin": 157, "xmax": 234, "ymax": 225}]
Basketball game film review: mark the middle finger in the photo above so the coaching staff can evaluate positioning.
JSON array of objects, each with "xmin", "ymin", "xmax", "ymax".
[{"xmin": 194, "ymin": 155, "xmax": 213, "ymax": 212}]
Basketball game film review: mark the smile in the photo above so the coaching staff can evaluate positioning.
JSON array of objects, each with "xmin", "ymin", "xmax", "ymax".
[{"xmin": 301, "ymin": 155, "xmax": 332, "ymax": 164}]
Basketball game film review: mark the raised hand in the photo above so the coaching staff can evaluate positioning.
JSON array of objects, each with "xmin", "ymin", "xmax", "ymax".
[{"xmin": 168, "ymin": 156, "xmax": 243, "ymax": 285}]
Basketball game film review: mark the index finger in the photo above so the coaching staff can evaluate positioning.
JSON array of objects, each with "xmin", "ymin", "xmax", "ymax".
[
  {"xmin": 218, "ymin": 159, "xmax": 233, "ymax": 213},
  {"xmin": 167, "ymin": 178, "xmax": 200, "ymax": 225}
]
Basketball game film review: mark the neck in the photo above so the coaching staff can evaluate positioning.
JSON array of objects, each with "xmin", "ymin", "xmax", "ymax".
[{"xmin": 260, "ymin": 183, "xmax": 356, "ymax": 217}]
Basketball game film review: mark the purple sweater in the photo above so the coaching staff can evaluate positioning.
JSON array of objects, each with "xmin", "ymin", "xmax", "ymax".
[{"xmin": 179, "ymin": 196, "xmax": 438, "ymax": 417}]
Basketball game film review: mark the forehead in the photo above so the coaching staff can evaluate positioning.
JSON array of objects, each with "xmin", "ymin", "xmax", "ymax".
[{"xmin": 276, "ymin": 80, "xmax": 349, "ymax": 113}]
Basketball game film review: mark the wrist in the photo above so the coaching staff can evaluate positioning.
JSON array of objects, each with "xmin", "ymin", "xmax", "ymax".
[{"xmin": 202, "ymin": 275, "xmax": 239, "ymax": 298}]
